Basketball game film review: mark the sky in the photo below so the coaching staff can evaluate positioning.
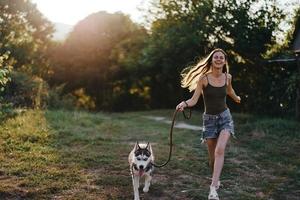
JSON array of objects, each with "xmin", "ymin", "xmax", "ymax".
[
  {"xmin": 31, "ymin": 0, "xmax": 299, "ymax": 26},
  {"xmin": 31, "ymin": 0, "xmax": 148, "ymax": 25}
]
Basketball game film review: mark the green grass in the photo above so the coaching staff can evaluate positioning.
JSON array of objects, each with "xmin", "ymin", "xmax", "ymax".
[{"xmin": 0, "ymin": 109, "xmax": 299, "ymax": 199}]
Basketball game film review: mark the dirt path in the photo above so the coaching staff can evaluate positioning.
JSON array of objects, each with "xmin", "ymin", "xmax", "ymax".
[{"xmin": 144, "ymin": 116, "xmax": 202, "ymax": 131}]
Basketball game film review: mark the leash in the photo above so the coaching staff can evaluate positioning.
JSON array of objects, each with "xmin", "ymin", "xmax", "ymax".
[{"xmin": 152, "ymin": 108, "xmax": 192, "ymax": 168}]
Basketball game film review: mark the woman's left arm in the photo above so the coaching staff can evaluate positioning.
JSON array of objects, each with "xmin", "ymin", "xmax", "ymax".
[{"xmin": 227, "ymin": 74, "xmax": 241, "ymax": 103}]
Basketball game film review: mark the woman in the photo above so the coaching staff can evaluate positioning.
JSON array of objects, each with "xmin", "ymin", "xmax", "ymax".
[{"xmin": 176, "ymin": 48, "xmax": 241, "ymax": 200}]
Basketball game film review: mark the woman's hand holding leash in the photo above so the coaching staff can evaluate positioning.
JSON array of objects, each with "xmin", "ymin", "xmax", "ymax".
[
  {"xmin": 235, "ymin": 96, "xmax": 241, "ymax": 104},
  {"xmin": 176, "ymin": 101, "xmax": 189, "ymax": 111},
  {"xmin": 176, "ymin": 101, "xmax": 192, "ymax": 119}
]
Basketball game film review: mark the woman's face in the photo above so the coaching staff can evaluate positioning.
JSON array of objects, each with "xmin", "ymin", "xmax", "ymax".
[{"xmin": 212, "ymin": 51, "xmax": 226, "ymax": 69}]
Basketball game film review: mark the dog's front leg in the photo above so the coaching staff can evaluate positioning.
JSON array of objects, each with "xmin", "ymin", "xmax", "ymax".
[
  {"xmin": 133, "ymin": 175, "xmax": 140, "ymax": 200},
  {"xmin": 143, "ymin": 174, "xmax": 152, "ymax": 193}
]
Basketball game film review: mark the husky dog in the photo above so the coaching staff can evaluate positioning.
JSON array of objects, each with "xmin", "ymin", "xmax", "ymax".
[{"xmin": 128, "ymin": 142, "xmax": 154, "ymax": 200}]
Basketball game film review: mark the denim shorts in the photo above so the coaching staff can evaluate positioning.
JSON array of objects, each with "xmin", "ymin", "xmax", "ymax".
[{"xmin": 202, "ymin": 108, "xmax": 235, "ymax": 140}]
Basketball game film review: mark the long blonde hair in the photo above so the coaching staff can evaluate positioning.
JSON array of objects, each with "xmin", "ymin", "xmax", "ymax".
[{"xmin": 181, "ymin": 48, "xmax": 229, "ymax": 91}]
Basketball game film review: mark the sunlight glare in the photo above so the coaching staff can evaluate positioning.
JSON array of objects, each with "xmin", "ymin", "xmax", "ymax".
[{"xmin": 31, "ymin": 0, "xmax": 143, "ymax": 25}]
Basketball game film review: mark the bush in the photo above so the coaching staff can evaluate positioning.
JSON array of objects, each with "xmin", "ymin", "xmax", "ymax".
[
  {"xmin": 46, "ymin": 84, "xmax": 76, "ymax": 110},
  {"xmin": 4, "ymin": 71, "xmax": 49, "ymax": 109},
  {"xmin": 0, "ymin": 101, "xmax": 15, "ymax": 121}
]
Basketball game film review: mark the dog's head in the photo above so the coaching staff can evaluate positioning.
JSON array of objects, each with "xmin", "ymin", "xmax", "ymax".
[{"xmin": 133, "ymin": 142, "xmax": 153, "ymax": 174}]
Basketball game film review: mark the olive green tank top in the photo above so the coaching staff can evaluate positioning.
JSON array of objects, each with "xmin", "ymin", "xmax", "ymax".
[{"xmin": 202, "ymin": 74, "xmax": 227, "ymax": 115}]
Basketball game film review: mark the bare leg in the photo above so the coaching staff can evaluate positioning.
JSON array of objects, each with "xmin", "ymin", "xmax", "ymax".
[
  {"xmin": 211, "ymin": 130, "xmax": 231, "ymax": 187},
  {"xmin": 207, "ymin": 138, "xmax": 217, "ymax": 172}
]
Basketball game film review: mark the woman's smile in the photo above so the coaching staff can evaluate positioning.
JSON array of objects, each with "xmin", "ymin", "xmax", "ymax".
[{"xmin": 212, "ymin": 51, "xmax": 225, "ymax": 68}]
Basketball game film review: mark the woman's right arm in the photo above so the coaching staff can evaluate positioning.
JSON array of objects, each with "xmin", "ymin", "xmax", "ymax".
[{"xmin": 176, "ymin": 76, "xmax": 205, "ymax": 111}]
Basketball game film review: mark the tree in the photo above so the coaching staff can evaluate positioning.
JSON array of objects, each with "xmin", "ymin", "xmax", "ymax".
[
  {"xmin": 0, "ymin": 0, "xmax": 54, "ymax": 108},
  {"xmin": 50, "ymin": 11, "xmax": 148, "ymax": 110},
  {"xmin": 139, "ymin": 0, "xmax": 284, "ymax": 113},
  {"xmin": 0, "ymin": 52, "xmax": 13, "ymax": 119},
  {"xmin": 0, "ymin": 0, "xmax": 54, "ymax": 77},
  {"xmin": 0, "ymin": 52, "xmax": 11, "ymax": 91},
  {"xmin": 255, "ymin": 7, "xmax": 300, "ymax": 116}
]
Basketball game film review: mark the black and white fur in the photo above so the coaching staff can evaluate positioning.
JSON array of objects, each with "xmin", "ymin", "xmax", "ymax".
[{"xmin": 128, "ymin": 142, "xmax": 154, "ymax": 200}]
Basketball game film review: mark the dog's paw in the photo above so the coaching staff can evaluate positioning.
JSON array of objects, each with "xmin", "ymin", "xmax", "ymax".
[{"xmin": 143, "ymin": 187, "xmax": 149, "ymax": 193}]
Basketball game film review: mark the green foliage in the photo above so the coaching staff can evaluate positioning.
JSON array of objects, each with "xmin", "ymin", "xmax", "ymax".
[
  {"xmin": 47, "ymin": 1, "xmax": 297, "ymax": 115},
  {"xmin": 289, "ymin": 7, "xmax": 300, "ymax": 50},
  {"xmin": 0, "ymin": 0, "xmax": 54, "ymax": 77},
  {"xmin": 0, "ymin": 52, "xmax": 14, "ymax": 120},
  {"xmin": 240, "ymin": 61, "xmax": 297, "ymax": 115},
  {"xmin": 257, "ymin": 7, "xmax": 300, "ymax": 115},
  {"xmin": 4, "ymin": 71, "xmax": 49, "ymax": 109},
  {"xmin": 49, "ymin": 11, "xmax": 149, "ymax": 111},
  {"xmin": 0, "ymin": 69, "xmax": 10, "ymax": 89},
  {"xmin": 0, "ymin": 0, "xmax": 54, "ymax": 110},
  {"xmin": 46, "ymin": 84, "xmax": 76, "ymax": 110},
  {"xmin": 0, "ymin": 52, "xmax": 12, "ymax": 90},
  {"xmin": 72, "ymin": 88, "xmax": 96, "ymax": 110},
  {"xmin": 0, "ymin": 103, "xmax": 15, "ymax": 121},
  {"xmin": 138, "ymin": 0, "xmax": 285, "ymax": 112},
  {"xmin": 47, "ymin": 85, "xmax": 97, "ymax": 111},
  {"xmin": 109, "ymin": 28, "xmax": 151, "ymax": 111}
]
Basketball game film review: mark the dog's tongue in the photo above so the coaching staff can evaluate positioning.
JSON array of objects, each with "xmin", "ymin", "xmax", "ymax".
[{"xmin": 139, "ymin": 170, "xmax": 144, "ymax": 176}]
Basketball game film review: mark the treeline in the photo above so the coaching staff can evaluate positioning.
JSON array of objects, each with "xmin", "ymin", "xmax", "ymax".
[
  {"xmin": 0, "ymin": 0, "xmax": 53, "ymax": 119},
  {"xmin": 0, "ymin": 0, "xmax": 299, "ymax": 117}
]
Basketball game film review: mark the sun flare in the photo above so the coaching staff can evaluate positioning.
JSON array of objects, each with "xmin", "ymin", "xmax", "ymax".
[{"xmin": 31, "ymin": 0, "xmax": 143, "ymax": 25}]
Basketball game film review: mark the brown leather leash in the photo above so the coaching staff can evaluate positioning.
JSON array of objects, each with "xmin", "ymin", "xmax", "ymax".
[{"xmin": 152, "ymin": 108, "xmax": 192, "ymax": 168}]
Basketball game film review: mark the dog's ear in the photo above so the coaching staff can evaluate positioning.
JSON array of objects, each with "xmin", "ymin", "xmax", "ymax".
[
  {"xmin": 146, "ymin": 142, "xmax": 152, "ymax": 152},
  {"xmin": 145, "ymin": 142, "xmax": 150, "ymax": 149},
  {"xmin": 134, "ymin": 141, "xmax": 138, "ymax": 150},
  {"xmin": 135, "ymin": 141, "xmax": 141, "ymax": 150}
]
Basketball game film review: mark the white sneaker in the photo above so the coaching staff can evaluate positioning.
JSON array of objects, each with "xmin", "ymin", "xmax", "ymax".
[
  {"xmin": 217, "ymin": 181, "xmax": 221, "ymax": 189},
  {"xmin": 208, "ymin": 185, "xmax": 219, "ymax": 200}
]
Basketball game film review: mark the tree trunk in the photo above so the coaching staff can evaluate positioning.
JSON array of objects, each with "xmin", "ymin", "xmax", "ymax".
[{"xmin": 296, "ymin": 53, "xmax": 300, "ymax": 121}]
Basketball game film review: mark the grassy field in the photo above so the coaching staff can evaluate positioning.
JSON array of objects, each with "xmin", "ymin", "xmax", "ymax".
[{"xmin": 0, "ymin": 109, "xmax": 299, "ymax": 200}]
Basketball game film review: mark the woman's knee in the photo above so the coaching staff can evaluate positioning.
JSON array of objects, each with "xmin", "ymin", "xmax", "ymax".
[
  {"xmin": 214, "ymin": 130, "xmax": 230, "ymax": 157},
  {"xmin": 214, "ymin": 146, "xmax": 225, "ymax": 157}
]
